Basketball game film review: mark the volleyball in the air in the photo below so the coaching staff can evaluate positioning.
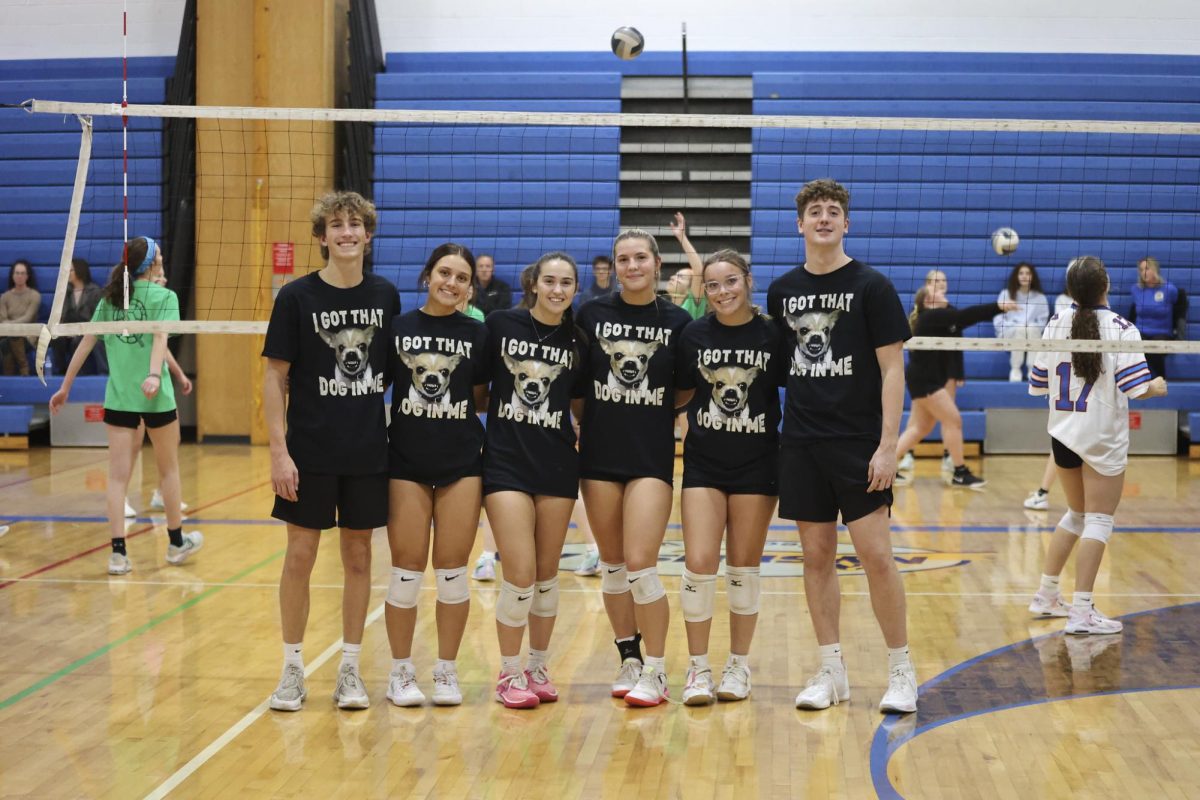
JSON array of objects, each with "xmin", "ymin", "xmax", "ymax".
[
  {"xmin": 991, "ymin": 227, "xmax": 1020, "ymax": 256},
  {"xmin": 611, "ymin": 26, "xmax": 645, "ymax": 60}
]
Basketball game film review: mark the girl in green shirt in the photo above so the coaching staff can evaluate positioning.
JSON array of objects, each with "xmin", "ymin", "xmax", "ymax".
[{"xmin": 50, "ymin": 236, "xmax": 202, "ymax": 575}]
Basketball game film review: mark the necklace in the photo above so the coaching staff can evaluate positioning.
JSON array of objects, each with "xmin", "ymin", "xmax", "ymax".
[{"xmin": 529, "ymin": 310, "xmax": 561, "ymax": 344}]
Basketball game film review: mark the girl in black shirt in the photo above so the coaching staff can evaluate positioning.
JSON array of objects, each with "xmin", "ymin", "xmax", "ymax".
[
  {"xmin": 675, "ymin": 250, "xmax": 783, "ymax": 705},
  {"xmin": 576, "ymin": 230, "xmax": 692, "ymax": 707},
  {"xmin": 482, "ymin": 252, "xmax": 586, "ymax": 708},
  {"xmin": 895, "ymin": 285, "xmax": 1016, "ymax": 488},
  {"xmin": 384, "ymin": 243, "xmax": 490, "ymax": 708}
]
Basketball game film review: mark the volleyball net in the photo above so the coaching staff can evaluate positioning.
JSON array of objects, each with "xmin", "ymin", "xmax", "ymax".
[{"xmin": 4, "ymin": 99, "xmax": 1199, "ymax": 371}]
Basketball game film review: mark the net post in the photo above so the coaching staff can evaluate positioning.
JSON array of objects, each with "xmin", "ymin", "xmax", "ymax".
[{"xmin": 36, "ymin": 114, "xmax": 95, "ymax": 385}]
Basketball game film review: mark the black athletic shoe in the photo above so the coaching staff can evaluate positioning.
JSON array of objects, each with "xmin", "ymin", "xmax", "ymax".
[{"xmin": 951, "ymin": 467, "xmax": 987, "ymax": 489}]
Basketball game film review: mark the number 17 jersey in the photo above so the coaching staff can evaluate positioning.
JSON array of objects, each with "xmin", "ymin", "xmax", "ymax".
[{"xmin": 1029, "ymin": 306, "xmax": 1153, "ymax": 475}]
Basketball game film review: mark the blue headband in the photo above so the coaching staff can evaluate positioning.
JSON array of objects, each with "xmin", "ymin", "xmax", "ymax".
[{"xmin": 134, "ymin": 237, "xmax": 158, "ymax": 276}]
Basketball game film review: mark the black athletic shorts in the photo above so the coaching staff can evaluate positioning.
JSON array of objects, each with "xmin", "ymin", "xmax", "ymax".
[
  {"xmin": 1051, "ymin": 437, "xmax": 1084, "ymax": 470},
  {"xmin": 103, "ymin": 408, "xmax": 178, "ymax": 429},
  {"xmin": 389, "ymin": 452, "xmax": 483, "ymax": 488},
  {"xmin": 778, "ymin": 439, "xmax": 892, "ymax": 523},
  {"xmin": 271, "ymin": 470, "xmax": 388, "ymax": 531},
  {"xmin": 682, "ymin": 454, "xmax": 778, "ymax": 496}
]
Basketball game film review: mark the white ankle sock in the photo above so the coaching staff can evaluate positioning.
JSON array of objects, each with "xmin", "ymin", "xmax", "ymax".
[
  {"xmin": 644, "ymin": 655, "xmax": 665, "ymax": 672},
  {"xmin": 391, "ymin": 657, "xmax": 413, "ymax": 675},
  {"xmin": 527, "ymin": 648, "xmax": 548, "ymax": 670},
  {"xmin": 818, "ymin": 643, "xmax": 843, "ymax": 671},
  {"xmin": 1073, "ymin": 591, "xmax": 1093, "ymax": 609},
  {"xmin": 728, "ymin": 653, "xmax": 749, "ymax": 668},
  {"xmin": 500, "ymin": 655, "xmax": 521, "ymax": 675},
  {"xmin": 435, "ymin": 658, "xmax": 456, "ymax": 674},
  {"xmin": 887, "ymin": 645, "xmax": 911, "ymax": 671},
  {"xmin": 340, "ymin": 642, "xmax": 361, "ymax": 669},
  {"xmin": 1040, "ymin": 574, "xmax": 1061, "ymax": 592},
  {"xmin": 689, "ymin": 653, "xmax": 710, "ymax": 671},
  {"xmin": 283, "ymin": 642, "xmax": 303, "ymax": 668}
]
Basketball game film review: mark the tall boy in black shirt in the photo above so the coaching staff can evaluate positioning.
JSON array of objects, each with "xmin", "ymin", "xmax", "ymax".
[
  {"xmin": 766, "ymin": 178, "xmax": 917, "ymax": 714},
  {"xmin": 262, "ymin": 192, "xmax": 400, "ymax": 711}
]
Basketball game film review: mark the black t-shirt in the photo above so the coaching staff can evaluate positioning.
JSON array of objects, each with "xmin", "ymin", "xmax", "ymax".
[
  {"xmin": 576, "ymin": 294, "xmax": 693, "ymax": 481},
  {"xmin": 766, "ymin": 260, "xmax": 910, "ymax": 444},
  {"xmin": 476, "ymin": 277, "xmax": 513, "ymax": 316},
  {"xmin": 483, "ymin": 308, "xmax": 584, "ymax": 492},
  {"xmin": 388, "ymin": 309, "xmax": 490, "ymax": 476},
  {"xmin": 676, "ymin": 314, "xmax": 785, "ymax": 475},
  {"xmin": 262, "ymin": 271, "xmax": 400, "ymax": 474},
  {"xmin": 907, "ymin": 302, "xmax": 1000, "ymax": 395}
]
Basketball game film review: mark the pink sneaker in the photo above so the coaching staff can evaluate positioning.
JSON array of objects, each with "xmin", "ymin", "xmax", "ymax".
[
  {"xmin": 495, "ymin": 671, "xmax": 540, "ymax": 709},
  {"xmin": 524, "ymin": 665, "xmax": 559, "ymax": 703}
]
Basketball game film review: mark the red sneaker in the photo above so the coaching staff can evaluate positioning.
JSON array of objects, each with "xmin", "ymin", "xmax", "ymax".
[{"xmin": 495, "ymin": 671, "xmax": 540, "ymax": 709}]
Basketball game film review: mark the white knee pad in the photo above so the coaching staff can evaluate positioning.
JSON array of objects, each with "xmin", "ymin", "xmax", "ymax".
[
  {"xmin": 1082, "ymin": 513, "xmax": 1115, "ymax": 544},
  {"xmin": 628, "ymin": 566, "xmax": 666, "ymax": 605},
  {"xmin": 1057, "ymin": 509, "xmax": 1085, "ymax": 536},
  {"xmin": 680, "ymin": 570, "xmax": 717, "ymax": 623},
  {"xmin": 435, "ymin": 566, "xmax": 469, "ymax": 605},
  {"xmin": 600, "ymin": 561, "xmax": 629, "ymax": 595},
  {"xmin": 530, "ymin": 577, "xmax": 559, "ymax": 618},
  {"xmin": 387, "ymin": 567, "xmax": 424, "ymax": 609},
  {"xmin": 725, "ymin": 565, "xmax": 761, "ymax": 616},
  {"xmin": 496, "ymin": 580, "xmax": 534, "ymax": 628}
]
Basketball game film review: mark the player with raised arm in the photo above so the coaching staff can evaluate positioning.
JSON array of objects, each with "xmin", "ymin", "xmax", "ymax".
[
  {"xmin": 766, "ymin": 178, "xmax": 918, "ymax": 714},
  {"xmin": 675, "ymin": 250, "xmax": 783, "ymax": 705},
  {"xmin": 262, "ymin": 192, "xmax": 399, "ymax": 711},
  {"xmin": 1027, "ymin": 256, "xmax": 1167, "ymax": 633}
]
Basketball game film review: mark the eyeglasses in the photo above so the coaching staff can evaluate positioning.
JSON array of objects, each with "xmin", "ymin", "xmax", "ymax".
[{"xmin": 703, "ymin": 275, "xmax": 745, "ymax": 294}]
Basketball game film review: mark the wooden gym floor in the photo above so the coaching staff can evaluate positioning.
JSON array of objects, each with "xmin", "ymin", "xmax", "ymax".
[{"xmin": 1, "ymin": 445, "xmax": 1199, "ymax": 799}]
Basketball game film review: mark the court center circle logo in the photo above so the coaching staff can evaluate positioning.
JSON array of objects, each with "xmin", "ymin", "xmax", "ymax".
[{"xmin": 559, "ymin": 540, "xmax": 969, "ymax": 577}]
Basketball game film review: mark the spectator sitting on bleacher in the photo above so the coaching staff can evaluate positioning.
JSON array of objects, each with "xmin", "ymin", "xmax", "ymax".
[
  {"xmin": 52, "ymin": 258, "xmax": 107, "ymax": 376},
  {"xmin": 576, "ymin": 255, "xmax": 617, "ymax": 307},
  {"xmin": 993, "ymin": 261, "xmax": 1049, "ymax": 382},
  {"xmin": 473, "ymin": 253, "xmax": 512, "ymax": 316},
  {"xmin": 0, "ymin": 259, "xmax": 41, "ymax": 376},
  {"xmin": 1128, "ymin": 256, "xmax": 1187, "ymax": 379}
]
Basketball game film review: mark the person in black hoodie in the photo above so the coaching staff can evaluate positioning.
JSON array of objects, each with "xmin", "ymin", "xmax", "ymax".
[{"xmin": 895, "ymin": 285, "xmax": 1016, "ymax": 488}]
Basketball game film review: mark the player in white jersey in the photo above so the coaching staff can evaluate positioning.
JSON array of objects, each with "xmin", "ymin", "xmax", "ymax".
[{"xmin": 1026, "ymin": 256, "xmax": 1167, "ymax": 635}]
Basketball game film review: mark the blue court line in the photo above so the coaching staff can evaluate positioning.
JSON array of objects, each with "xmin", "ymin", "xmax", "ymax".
[
  {"xmin": 869, "ymin": 599, "xmax": 1200, "ymax": 799},
  {"xmin": 4, "ymin": 515, "xmax": 1200, "ymax": 535}
]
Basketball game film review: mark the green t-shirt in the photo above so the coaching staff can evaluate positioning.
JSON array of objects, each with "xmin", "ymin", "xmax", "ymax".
[
  {"xmin": 464, "ymin": 304, "xmax": 485, "ymax": 322},
  {"xmin": 92, "ymin": 281, "xmax": 180, "ymax": 412},
  {"xmin": 680, "ymin": 293, "xmax": 708, "ymax": 319}
]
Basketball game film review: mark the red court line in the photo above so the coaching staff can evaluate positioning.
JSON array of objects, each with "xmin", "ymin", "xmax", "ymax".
[{"xmin": 0, "ymin": 479, "xmax": 271, "ymax": 591}]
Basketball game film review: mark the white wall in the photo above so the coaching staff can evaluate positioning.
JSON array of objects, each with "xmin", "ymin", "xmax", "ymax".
[
  {"xmin": 379, "ymin": 0, "xmax": 1200, "ymax": 56},
  {"xmin": 1, "ymin": 0, "xmax": 1198, "ymax": 61},
  {"xmin": 0, "ymin": 0, "xmax": 185, "ymax": 60}
]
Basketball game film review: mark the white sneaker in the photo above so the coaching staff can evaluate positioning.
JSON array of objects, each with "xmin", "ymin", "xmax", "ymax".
[
  {"xmin": 624, "ymin": 664, "xmax": 669, "ymax": 707},
  {"xmin": 897, "ymin": 451, "xmax": 914, "ymax": 472},
  {"xmin": 269, "ymin": 663, "xmax": 307, "ymax": 711},
  {"xmin": 107, "ymin": 552, "xmax": 132, "ymax": 575},
  {"xmin": 1009, "ymin": 367, "xmax": 1024, "ymax": 382},
  {"xmin": 166, "ymin": 531, "xmax": 204, "ymax": 565},
  {"xmin": 1024, "ymin": 490, "xmax": 1049, "ymax": 511},
  {"xmin": 333, "ymin": 663, "xmax": 370, "ymax": 709},
  {"xmin": 386, "ymin": 664, "xmax": 425, "ymax": 707},
  {"xmin": 431, "ymin": 665, "xmax": 462, "ymax": 706},
  {"xmin": 1065, "ymin": 604, "xmax": 1124, "ymax": 635},
  {"xmin": 611, "ymin": 657, "xmax": 642, "ymax": 698},
  {"xmin": 716, "ymin": 660, "xmax": 752, "ymax": 702},
  {"xmin": 681, "ymin": 666, "xmax": 715, "ymax": 706},
  {"xmin": 150, "ymin": 489, "xmax": 188, "ymax": 512},
  {"xmin": 124, "ymin": 500, "xmax": 137, "ymax": 518},
  {"xmin": 879, "ymin": 662, "xmax": 918, "ymax": 714},
  {"xmin": 1029, "ymin": 588, "xmax": 1070, "ymax": 618},
  {"xmin": 795, "ymin": 665, "xmax": 849, "ymax": 709}
]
